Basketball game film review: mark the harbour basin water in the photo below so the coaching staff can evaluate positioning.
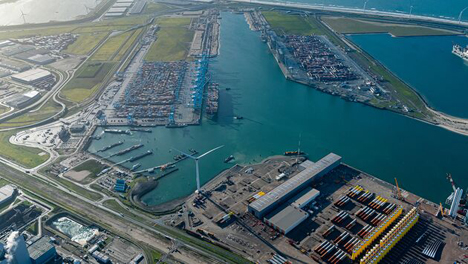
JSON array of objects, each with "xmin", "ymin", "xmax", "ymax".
[
  {"xmin": 88, "ymin": 13, "xmax": 468, "ymax": 207},
  {"xmin": 347, "ymin": 33, "xmax": 468, "ymax": 118}
]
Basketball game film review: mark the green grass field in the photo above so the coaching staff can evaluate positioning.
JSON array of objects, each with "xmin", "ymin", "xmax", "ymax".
[
  {"xmin": 67, "ymin": 159, "xmax": 107, "ymax": 184},
  {"xmin": 65, "ymin": 32, "xmax": 109, "ymax": 55},
  {"xmin": 79, "ymin": 62, "xmax": 103, "ymax": 78},
  {"xmin": 143, "ymin": 2, "xmax": 175, "ymax": 14},
  {"xmin": 114, "ymin": 28, "xmax": 143, "ymax": 61},
  {"xmin": 0, "ymin": 130, "xmax": 49, "ymax": 168},
  {"xmin": 91, "ymin": 31, "xmax": 133, "ymax": 61},
  {"xmin": 61, "ymin": 62, "xmax": 115, "ymax": 103},
  {"xmin": 262, "ymin": 11, "xmax": 323, "ymax": 35},
  {"xmin": 145, "ymin": 17, "xmax": 194, "ymax": 62},
  {"xmin": 0, "ymin": 99, "xmax": 62, "ymax": 128},
  {"xmin": 322, "ymin": 17, "xmax": 456, "ymax": 37}
]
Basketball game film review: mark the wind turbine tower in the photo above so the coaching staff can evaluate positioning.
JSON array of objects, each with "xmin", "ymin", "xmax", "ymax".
[
  {"xmin": 174, "ymin": 145, "xmax": 224, "ymax": 194},
  {"xmin": 20, "ymin": 9, "xmax": 27, "ymax": 24}
]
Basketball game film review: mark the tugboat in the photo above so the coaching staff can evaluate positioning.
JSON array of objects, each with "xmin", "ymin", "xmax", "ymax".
[
  {"xmin": 284, "ymin": 151, "xmax": 305, "ymax": 156},
  {"xmin": 224, "ymin": 155, "xmax": 235, "ymax": 163},
  {"xmin": 234, "ymin": 116, "xmax": 244, "ymax": 120}
]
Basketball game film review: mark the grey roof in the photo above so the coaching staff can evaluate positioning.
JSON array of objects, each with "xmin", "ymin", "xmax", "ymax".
[
  {"xmin": 266, "ymin": 205, "xmax": 308, "ymax": 232},
  {"xmin": 293, "ymin": 188, "xmax": 320, "ymax": 208},
  {"xmin": 28, "ymin": 236, "xmax": 54, "ymax": 260},
  {"xmin": 249, "ymin": 153, "xmax": 341, "ymax": 213}
]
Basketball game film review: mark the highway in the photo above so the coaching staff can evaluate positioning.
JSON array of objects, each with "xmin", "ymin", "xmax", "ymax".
[{"xmin": 229, "ymin": 0, "xmax": 468, "ymax": 28}]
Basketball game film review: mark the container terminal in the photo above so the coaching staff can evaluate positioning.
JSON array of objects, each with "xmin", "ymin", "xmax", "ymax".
[{"xmin": 167, "ymin": 153, "xmax": 468, "ymax": 264}]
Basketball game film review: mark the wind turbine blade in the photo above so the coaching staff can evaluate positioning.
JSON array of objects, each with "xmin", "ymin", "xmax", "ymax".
[
  {"xmin": 172, "ymin": 148, "xmax": 195, "ymax": 159},
  {"xmin": 197, "ymin": 145, "xmax": 224, "ymax": 159}
]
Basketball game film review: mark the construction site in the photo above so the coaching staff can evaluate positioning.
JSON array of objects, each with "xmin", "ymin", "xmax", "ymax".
[{"xmin": 176, "ymin": 153, "xmax": 468, "ymax": 264}]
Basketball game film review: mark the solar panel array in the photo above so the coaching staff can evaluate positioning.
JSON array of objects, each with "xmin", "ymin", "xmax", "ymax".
[{"xmin": 249, "ymin": 153, "xmax": 341, "ymax": 216}]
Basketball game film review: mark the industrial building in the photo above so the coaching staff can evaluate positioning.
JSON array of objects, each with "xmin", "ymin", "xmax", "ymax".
[
  {"xmin": 264, "ymin": 205, "xmax": 309, "ymax": 235},
  {"xmin": 0, "ymin": 40, "xmax": 13, "ymax": 48},
  {"xmin": 27, "ymin": 236, "xmax": 57, "ymax": 264},
  {"xmin": 292, "ymin": 188, "xmax": 320, "ymax": 208},
  {"xmin": 248, "ymin": 153, "xmax": 341, "ymax": 218},
  {"xmin": 0, "ymin": 185, "xmax": 17, "ymax": 206},
  {"xmin": 6, "ymin": 91, "xmax": 41, "ymax": 109},
  {"xmin": 11, "ymin": 69, "xmax": 53, "ymax": 84},
  {"xmin": 114, "ymin": 179, "xmax": 127, "ymax": 193},
  {"xmin": 25, "ymin": 54, "xmax": 56, "ymax": 65},
  {"xmin": 0, "ymin": 232, "xmax": 31, "ymax": 264}
]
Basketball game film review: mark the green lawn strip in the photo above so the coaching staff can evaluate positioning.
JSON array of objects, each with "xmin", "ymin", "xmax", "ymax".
[
  {"xmin": 65, "ymin": 32, "xmax": 109, "ymax": 55},
  {"xmin": 143, "ymin": 3, "xmax": 175, "ymax": 14},
  {"xmin": 145, "ymin": 17, "xmax": 193, "ymax": 62},
  {"xmin": 0, "ymin": 99, "xmax": 62, "ymax": 128},
  {"xmin": 91, "ymin": 31, "xmax": 133, "ymax": 61},
  {"xmin": 114, "ymin": 28, "xmax": 143, "ymax": 61},
  {"xmin": 0, "ymin": 130, "xmax": 49, "ymax": 168},
  {"xmin": 262, "ymin": 11, "xmax": 321, "ymax": 35},
  {"xmin": 322, "ymin": 17, "xmax": 456, "ymax": 37},
  {"xmin": 54, "ymin": 176, "xmax": 103, "ymax": 201},
  {"xmin": 27, "ymin": 221, "xmax": 39, "ymax": 235},
  {"xmin": 61, "ymin": 62, "xmax": 116, "ymax": 103}
]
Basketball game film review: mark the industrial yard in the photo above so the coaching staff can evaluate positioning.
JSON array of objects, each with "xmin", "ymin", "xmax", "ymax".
[{"xmin": 175, "ymin": 154, "xmax": 468, "ymax": 263}]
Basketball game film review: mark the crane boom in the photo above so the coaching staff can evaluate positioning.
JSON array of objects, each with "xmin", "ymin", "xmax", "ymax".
[
  {"xmin": 395, "ymin": 177, "xmax": 402, "ymax": 200},
  {"xmin": 446, "ymin": 173, "xmax": 457, "ymax": 192}
]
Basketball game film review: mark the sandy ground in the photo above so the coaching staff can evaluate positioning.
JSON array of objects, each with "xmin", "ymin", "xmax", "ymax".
[{"xmin": 64, "ymin": 170, "xmax": 91, "ymax": 182}]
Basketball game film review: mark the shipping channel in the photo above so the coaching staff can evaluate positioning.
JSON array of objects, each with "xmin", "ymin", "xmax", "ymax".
[{"xmin": 87, "ymin": 12, "xmax": 468, "ymax": 207}]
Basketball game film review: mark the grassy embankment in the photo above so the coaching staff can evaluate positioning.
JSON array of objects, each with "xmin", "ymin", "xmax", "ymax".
[
  {"xmin": 0, "ymin": 99, "xmax": 62, "ymax": 128},
  {"xmin": 262, "ymin": 11, "xmax": 430, "ymax": 118},
  {"xmin": 321, "ymin": 17, "xmax": 457, "ymax": 37},
  {"xmin": 145, "ymin": 17, "xmax": 194, "ymax": 61},
  {"xmin": 0, "ymin": 130, "xmax": 49, "ymax": 168}
]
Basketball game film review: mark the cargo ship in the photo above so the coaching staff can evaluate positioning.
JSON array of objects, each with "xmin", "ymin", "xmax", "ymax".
[
  {"xmin": 452, "ymin": 44, "xmax": 468, "ymax": 61},
  {"xmin": 97, "ymin": 141, "xmax": 123, "ymax": 152},
  {"xmin": 205, "ymin": 83, "xmax": 219, "ymax": 118},
  {"xmin": 130, "ymin": 128, "xmax": 152, "ymax": 133},
  {"xmin": 113, "ymin": 144, "xmax": 144, "ymax": 156},
  {"xmin": 129, "ymin": 150, "xmax": 153, "ymax": 162},
  {"xmin": 104, "ymin": 129, "xmax": 131, "ymax": 135}
]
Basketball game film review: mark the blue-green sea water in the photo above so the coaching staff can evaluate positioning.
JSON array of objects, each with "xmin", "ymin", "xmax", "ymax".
[
  {"xmin": 263, "ymin": 0, "xmax": 468, "ymax": 22},
  {"xmin": 88, "ymin": 13, "xmax": 468, "ymax": 206},
  {"xmin": 347, "ymin": 34, "xmax": 468, "ymax": 117}
]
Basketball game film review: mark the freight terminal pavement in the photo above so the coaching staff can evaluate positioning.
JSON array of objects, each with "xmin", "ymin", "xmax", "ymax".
[{"xmin": 173, "ymin": 153, "xmax": 468, "ymax": 263}]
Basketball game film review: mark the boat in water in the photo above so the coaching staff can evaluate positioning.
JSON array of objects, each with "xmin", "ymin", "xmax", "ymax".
[
  {"xmin": 284, "ymin": 151, "xmax": 305, "ymax": 156},
  {"xmin": 104, "ymin": 129, "xmax": 131, "ymax": 135},
  {"xmin": 452, "ymin": 44, "xmax": 468, "ymax": 61},
  {"xmin": 130, "ymin": 128, "xmax": 152, "ymax": 133},
  {"xmin": 224, "ymin": 155, "xmax": 235, "ymax": 163},
  {"xmin": 131, "ymin": 163, "xmax": 141, "ymax": 171},
  {"xmin": 234, "ymin": 116, "xmax": 244, "ymax": 120}
]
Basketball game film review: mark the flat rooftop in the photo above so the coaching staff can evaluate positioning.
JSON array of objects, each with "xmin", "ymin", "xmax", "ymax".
[
  {"xmin": 0, "ymin": 185, "xmax": 15, "ymax": 203},
  {"xmin": 12, "ymin": 68, "xmax": 52, "ymax": 82},
  {"xmin": 249, "ymin": 153, "xmax": 341, "ymax": 214},
  {"xmin": 292, "ymin": 188, "xmax": 320, "ymax": 208},
  {"xmin": 28, "ymin": 236, "xmax": 54, "ymax": 260},
  {"xmin": 265, "ymin": 205, "xmax": 308, "ymax": 233}
]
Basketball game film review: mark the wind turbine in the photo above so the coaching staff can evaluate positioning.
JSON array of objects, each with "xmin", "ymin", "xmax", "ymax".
[
  {"xmin": 20, "ymin": 9, "xmax": 27, "ymax": 24},
  {"xmin": 83, "ymin": 4, "xmax": 91, "ymax": 13},
  {"xmin": 173, "ymin": 145, "xmax": 224, "ymax": 194},
  {"xmin": 363, "ymin": 0, "xmax": 370, "ymax": 10}
]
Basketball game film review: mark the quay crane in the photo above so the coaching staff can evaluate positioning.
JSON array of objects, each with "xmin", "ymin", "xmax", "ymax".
[{"xmin": 444, "ymin": 173, "xmax": 465, "ymax": 219}]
